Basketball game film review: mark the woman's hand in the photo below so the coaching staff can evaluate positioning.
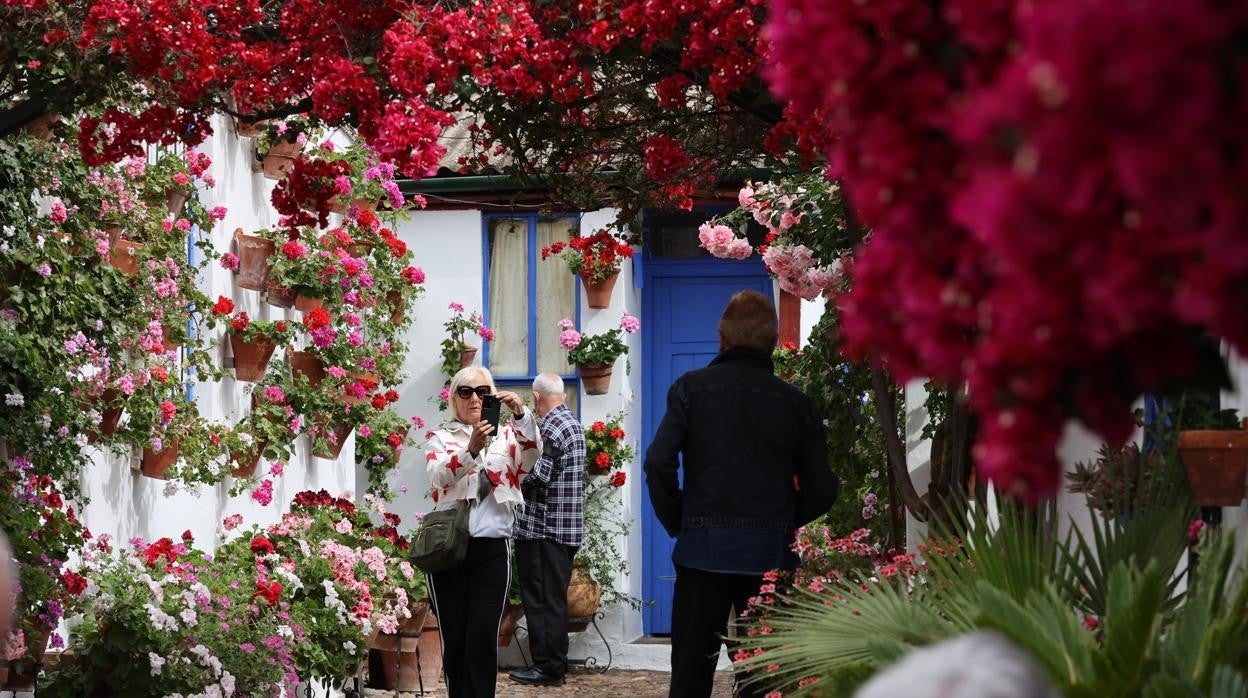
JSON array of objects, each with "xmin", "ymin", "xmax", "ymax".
[
  {"xmin": 467, "ymin": 420, "xmax": 494, "ymax": 457},
  {"xmin": 496, "ymin": 390, "xmax": 526, "ymax": 415}
]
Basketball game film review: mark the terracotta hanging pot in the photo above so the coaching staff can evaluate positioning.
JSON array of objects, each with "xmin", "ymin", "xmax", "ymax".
[
  {"xmin": 459, "ymin": 346, "xmax": 478, "ymax": 368},
  {"xmin": 311, "ymin": 421, "xmax": 353, "ymax": 459},
  {"xmin": 577, "ymin": 362, "xmax": 613, "ymax": 395},
  {"xmin": 234, "ymin": 117, "xmax": 264, "ymax": 138},
  {"xmin": 294, "ymin": 294, "xmax": 323, "ymax": 312},
  {"xmin": 261, "ymin": 140, "xmax": 302, "ymax": 180},
  {"xmin": 386, "ymin": 290, "xmax": 406, "ymax": 326},
  {"xmin": 229, "ymin": 333, "xmax": 278, "ymax": 382},
  {"xmin": 497, "ymin": 602, "xmax": 524, "ymax": 647},
  {"xmin": 141, "ymin": 440, "xmax": 182, "ymax": 479},
  {"xmin": 87, "ymin": 388, "xmax": 124, "ymax": 445},
  {"xmin": 266, "ymin": 284, "xmax": 297, "ymax": 309},
  {"xmin": 165, "ymin": 189, "xmax": 191, "ymax": 215},
  {"xmin": 235, "ymin": 230, "xmax": 275, "ymax": 291},
  {"xmin": 288, "ymin": 350, "xmax": 326, "ymax": 387},
  {"xmin": 109, "ymin": 238, "xmax": 144, "ymax": 275},
  {"xmin": 230, "ymin": 440, "xmax": 268, "ymax": 478},
  {"xmin": 1177, "ymin": 419, "xmax": 1248, "ymax": 507},
  {"xmin": 581, "ymin": 271, "xmax": 619, "ymax": 309},
  {"xmin": 21, "ymin": 113, "xmax": 59, "ymax": 141}
]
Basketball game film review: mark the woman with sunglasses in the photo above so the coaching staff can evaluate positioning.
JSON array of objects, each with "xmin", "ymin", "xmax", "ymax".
[{"xmin": 425, "ymin": 365, "xmax": 540, "ymax": 698}]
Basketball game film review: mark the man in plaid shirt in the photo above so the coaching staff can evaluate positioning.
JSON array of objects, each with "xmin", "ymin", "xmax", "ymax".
[{"xmin": 510, "ymin": 373, "xmax": 586, "ymax": 687}]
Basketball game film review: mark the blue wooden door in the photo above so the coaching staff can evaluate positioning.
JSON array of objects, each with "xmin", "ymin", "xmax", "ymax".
[{"xmin": 641, "ymin": 260, "xmax": 772, "ymax": 634}]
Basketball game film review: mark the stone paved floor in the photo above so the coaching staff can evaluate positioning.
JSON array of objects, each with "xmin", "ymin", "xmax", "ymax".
[{"xmin": 362, "ymin": 669, "xmax": 735, "ymax": 697}]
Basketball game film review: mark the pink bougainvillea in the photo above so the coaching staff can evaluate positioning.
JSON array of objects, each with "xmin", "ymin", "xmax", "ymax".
[{"xmin": 764, "ymin": 0, "xmax": 1248, "ymax": 499}]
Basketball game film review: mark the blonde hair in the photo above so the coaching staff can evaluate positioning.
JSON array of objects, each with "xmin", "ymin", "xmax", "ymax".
[{"xmin": 448, "ymin": 365, "xmax": 496, "ymax": 422}]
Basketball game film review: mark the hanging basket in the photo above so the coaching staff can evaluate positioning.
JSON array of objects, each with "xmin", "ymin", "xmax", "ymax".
[
  {"xmin": 109, "ymin": 238, "xmax": 144, "ymax": 275},
  {"xmin": 235, "ymin": 230, "xmax": 275, "ymax": 291},
  {"xmin": 386, "ymin": 290, "xmax": 406, "ymax": 326},
  {"xmin": 566, "ymin": 567, "xmax": 602, "ymax": 627},
  {"xmin": 311, "ymin": 421, "xmax": 354, "ymax": 459},
  {"xmin": 140, "ymin": 440, "xmax": 182, "ymax": 479},
  {"xmin": 580, "ymin": 271, "xmax": 619, "ymax": 309},
  {"xmin": 165, "ymin": 189, "xmax": 191, "ymax": 215},
  {"xmin": 229, "ymin": 441, "xmax": 268, "ymax": 478},
  {"xmin": 229, "ymin": 333, "xmax": 278, "ymax": 382},
  {"xmin": 294, "ymin": 294, "xmax": 323, "ymax": 312},
  {"xmin": 266, "ymin": 284, "xmax": 297, "ymax": 309},
  {"xmin": 577, "ymin": 362, "xmax": 613, "ymax": 395},
  {"xmin": 288, "ymin": 350, "xmax": 326, "ymax": 387},
  {"xmin": 86, "ymin": 388, "xmax": 124, "ymax": 445},
  {"xmin": 1177, "ymin": 420, "xmax": 1248, "ymax": 507},
  {"xmin": 459, "ymin": 346, "xmax": 478, "ymax": 368},
  {"xmin": 261, "ymin": 140, "xmax": 301, "ymax": 180}
]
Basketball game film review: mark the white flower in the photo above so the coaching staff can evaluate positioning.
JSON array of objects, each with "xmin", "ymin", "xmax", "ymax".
[
  {"xmin": 277, "ymin": 624, "xmax": 293, "ymax": 638},
  {"xmin": 180, "ymin": 607, "xmax": 198, "ymax": 626},
  {"xmin": 343, "ymin": 641, "xmax": 357, "ymax": 654},
  {"xmin": 220, "ymin": 672, "xmax": 236, "ymax": 696},
  {"xmin": 148, "ymin": 652, "xmax": 166, "ymax": 676},
  {"xmin": 4, "ymin": 393, "xmax": 25, "ymax": 407}
]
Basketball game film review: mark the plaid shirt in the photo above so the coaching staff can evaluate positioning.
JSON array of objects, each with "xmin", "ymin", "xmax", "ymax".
[{"xmin": 513, "ymin": 403, "xmax": 585, "ymax": 545}]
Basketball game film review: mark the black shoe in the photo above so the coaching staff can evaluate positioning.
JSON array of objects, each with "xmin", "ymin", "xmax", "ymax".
[{"xmin": 508, "ymin": 667, "xmax": 566, "ymax": 686}]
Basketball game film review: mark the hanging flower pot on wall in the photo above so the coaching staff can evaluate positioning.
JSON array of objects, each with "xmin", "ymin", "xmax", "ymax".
[
  {"xmin": 311, "ymin": 421, "xmax": 353, "ymax": 460},
  {"xmin": 288, "ymin": 350, "xmax": 326, "ymax": 387},
  {"xmin": 230, "ymin": 441, "xmax": 268, "ymax": 478},
  {"xmin": 266, "ymin": 283, "xmax": 297, "ymax": 309},
  {"xmin": 294, "ymin": 294, "xmax": 323, "ymax": 312},
  {"xmin": 386, "ymin": 290, "xmax": 406, "ymax": 326},
  {"xmin": 109, "ymin": 238, "xmax": 144, "ymax": 275},
  {"xmin": 581, "ymin": 272, "xmax": 619, "ymax": 309},
  {"xmin": 140, "ymin": 440, "xmax": 182, "ymax": 479},
  {"xmin": 577, "ymin": 362, "xmax": 613, "ymax": 395},
  {"xmin": 229, "ymin": 333, "xmax": 278, "ymax": 382},
  {"xmin": 261, "ymin": 140, "xmax": 302, "ymax": 180},
  {"xmin": 459, "ymin": 346, "xmax": 478, "ymax": 368},
  {"xmin": 86, "ymin": 388, "xmax": 123, "ymax": 444},
  {"xmin": 1177, "ymin": 418, "xmax": 1248, "ymax": 506},
  {"xmin": 235, "ymin": 229, "xmax": 275, "ymax": 291}
]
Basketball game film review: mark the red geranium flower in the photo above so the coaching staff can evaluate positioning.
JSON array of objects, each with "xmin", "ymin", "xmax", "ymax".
[
  {"xmin": 212, "ymin": 295, "xmax": 234, "ymax": 315},
  {"xmin": 231, "ymin": 312, "xmax": 251, "ymax": 332},
  {"xmin": 610, "ymin": 471, "xmax": 627, "ymax": 487},
  {"xmin": 250, "ymin": 535, "xmax": 275, "ymax": 556}
]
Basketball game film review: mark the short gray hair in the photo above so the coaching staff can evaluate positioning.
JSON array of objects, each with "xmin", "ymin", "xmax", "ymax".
[
  {"xmin": 448, "ymin": 366, "xmax": 496, "ymax": 420},
  {"xmin": 532, "ymin": 372, "xmax": 564, "ymax": 396}
]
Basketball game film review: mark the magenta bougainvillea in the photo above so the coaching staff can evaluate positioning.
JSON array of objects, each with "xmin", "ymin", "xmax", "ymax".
[{"xmin": 765, "ymin": 0, "xmax": 1248, "ymax": 498}]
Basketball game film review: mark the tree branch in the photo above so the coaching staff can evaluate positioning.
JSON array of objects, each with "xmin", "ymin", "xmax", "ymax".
[{"xmin": 871, "ymin": 368, "xmax": 927, "ymax": 520}]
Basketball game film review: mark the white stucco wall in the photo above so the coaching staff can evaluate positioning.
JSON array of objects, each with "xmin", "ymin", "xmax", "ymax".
[{"xmin": 76, "ymin": 114, "xmax": 357, "ymax": 561}]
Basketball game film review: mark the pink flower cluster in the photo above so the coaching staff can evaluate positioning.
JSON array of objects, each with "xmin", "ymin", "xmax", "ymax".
[
  {"xmin": 765, "ymin": 0, "xmax": 1248, "ymax": 499},
  {"xmin": 698, "ymin": 223, "xmax": 752, "ymax": 260}
]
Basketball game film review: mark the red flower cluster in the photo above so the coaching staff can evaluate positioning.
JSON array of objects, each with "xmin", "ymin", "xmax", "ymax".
[
  {"xmin": 271, "ymin": 156, "xmax": 353, "ymax": 230},
  {"xmin": 542, "ymin": 230, "xmax": 634, "ymax": 282},
  {"xmin": 141, "ymin": 537, "xmax": 180, "ymax": 567},
  {"xmin": 212, "ymin": 296, "xmax": 234, "ymax": 316},
  {"xmin": 291, "ymin": 489, "xmax": 357, "ymax": 518},
  {"xmin": 249, "ymin": 535, "xmax": 275, "ymax": 556},
  {"xmin": 302, "ymin": 307, "xmax": 330, "ymax": 330},
  {"xmin": 642, "ymin": 135, "xmax": 691, "ymax": 182},
  {"xmin": 253, "ymin": 579, "xmax": 283, "ymax": 606},
  {"xmin": 765, "ymin": 0, "xmax": 1248, "ymax": 500}
]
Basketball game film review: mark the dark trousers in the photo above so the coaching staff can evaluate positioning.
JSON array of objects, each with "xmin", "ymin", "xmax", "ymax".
[
  {"xmin": 669, "ymin": 564, "xmax": 766, "ymax": 698},
  {"xmin": 429, "ymin": 537, "xmax": 510, "ymax": 698},
  {"xmin": 515, "ymin": 538, "xmax": 577, "ymax": 677}
]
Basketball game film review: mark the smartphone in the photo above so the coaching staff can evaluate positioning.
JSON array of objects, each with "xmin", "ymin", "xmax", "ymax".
[{"xmin": 481, "ymin": 394, "xmax": 502, "ymax": 431}]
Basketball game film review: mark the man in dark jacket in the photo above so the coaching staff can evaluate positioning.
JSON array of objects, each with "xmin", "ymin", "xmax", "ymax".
[{"xmin": 644, "ymin": 289, "xmax": 838, "ymax": 698}]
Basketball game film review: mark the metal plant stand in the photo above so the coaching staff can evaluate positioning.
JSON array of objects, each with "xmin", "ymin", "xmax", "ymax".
[{"xmin": 515, "ymin": 610, "xmax": 613, "ymax": 674}]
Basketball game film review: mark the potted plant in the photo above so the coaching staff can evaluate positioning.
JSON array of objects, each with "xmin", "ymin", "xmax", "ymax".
[
  {"xmin": 574, "ymin": 435, "xmax": 641, "ymax": 615},
  {"xmin": 266, "ymin": 227, "xmax": 350, "ymax": 309},
  {"xmin": 585, "ymin": 413, "xmax": 634, "ymax": 476},
  {"xmin": 558, "ymin": 311, "xmax": 640, "ymax": 395},
  {"xmin": 772, "ymin": 341, "xmax": 803, "ymax": 382},
  {"xmin": 255, "ymin": 115, "xmax": 317, "ymax": 180},
  {"xmin": 540, "ymin": 229, "xmax": 634, "ymax": 308},
  {"xmin": 1176, "ymin": 404, "xmax": 1247, "ymax": 507},
  {"xmin": 233, "ymin": 227, "xmax": 278, "ymax": 292},
  {"xmin": 354, "ymin": 402, "xmax": 413, "ymax": 494},
  {"xmin": 272, "ymin": 140, "xmax": 408, "ymax": 223},
  {"xmin": 211, "ymin": 299, "xmax": 295, "ymax": 381},
  {"xmin": 440, "ymin": 302, "xmax": 493, "ymax": 373}
]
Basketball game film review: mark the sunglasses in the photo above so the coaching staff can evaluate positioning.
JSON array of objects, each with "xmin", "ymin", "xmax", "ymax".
[{"xmin": 455, "ymin": 385, "xmax": 493, "ymax": 400}]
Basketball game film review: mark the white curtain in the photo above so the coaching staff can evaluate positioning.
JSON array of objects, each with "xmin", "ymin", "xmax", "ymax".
[
  {"xmin": 536, "ymin": 218, "xmax": 576, "ymax": 375},
  {"xmin": 488, "ymin": 219, "xmax": 529, "ymax": 376}
]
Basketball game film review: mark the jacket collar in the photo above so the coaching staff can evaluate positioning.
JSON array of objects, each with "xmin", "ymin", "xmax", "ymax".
[{"xmin": 710, "ymin": 345, "xmax": 775, "ymax": 372}]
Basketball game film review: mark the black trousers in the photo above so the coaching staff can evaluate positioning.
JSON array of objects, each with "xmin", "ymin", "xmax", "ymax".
[
  {"xmin": 669, "ymin": 564, "xmax": 767, "ymax": 698},
  {"xmin": 429, "ymin": 537, "xmax": 510, "ymax": 698},
  {"xmin": 515, "ymin": 538, "xmax": 577, "ymax": 677}
]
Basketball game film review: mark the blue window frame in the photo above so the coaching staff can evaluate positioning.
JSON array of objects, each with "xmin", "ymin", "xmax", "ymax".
[{"xmin": 481, "ymin": 213, "xmax": 582, "ymax": 405}]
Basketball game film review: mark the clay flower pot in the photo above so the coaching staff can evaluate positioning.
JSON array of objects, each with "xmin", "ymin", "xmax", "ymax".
[
  {"xmin": 1177, "ymin": 419, "xmax": 1248, "ymax": 506},
  {"xmin": 266, "ymin": 284, "xmax": 297, "ymax": 309},
  {"xmin": 311, "ymin": 421, "xmax": 353, "ymax": 459},
  {"xmin": 109, "ymin": 238, "xmax": 144, "ymax": 275},
  {"xmin": 235, "ymin": 229, "xmax": 275, "ymax": 291},
  {"xmin": 230, "ymin": 441, "xmax": 268, "ymax": 478},
  {"xmin": 577, "ymin": 362, "xmax": 613, "ymax": 395},
  {"xmin": 165, "ymin": 189, "xmax": 190, "ymax": 215},
  {"xmin": 261, "ymin": 140, "xmax": 302, "ymax": 180},
  {"xmin": 566, "ymin": 567, "xmax": 602, "ymax": 630},
  {"xmin": 229, "ymin": 333, "xmax": 278, "ymax": 382},
  {"xmin": 581, "ymin": 271, "xmax": 619, "ymax": 309},
  {"xmin": 458, "ymin": 346, "xmax": 478, "ymax": 368},
  {"xmin": 288, "ymin": 350, "xmax": 326, "ymax": 387},
  {"xmin": 140, "ymin": 440, "xmax": 181, "ymax": 479},
  {"xmin": 386, "ymin": 290, "xmax": 406, "ymax": 326},
  {"xmin": 86, "ymin": 388, "xmax": 124, "ymax": 445},
  {"xmin": 294, "ymin": 294, "xmax": 323, "ymax": 312}
]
